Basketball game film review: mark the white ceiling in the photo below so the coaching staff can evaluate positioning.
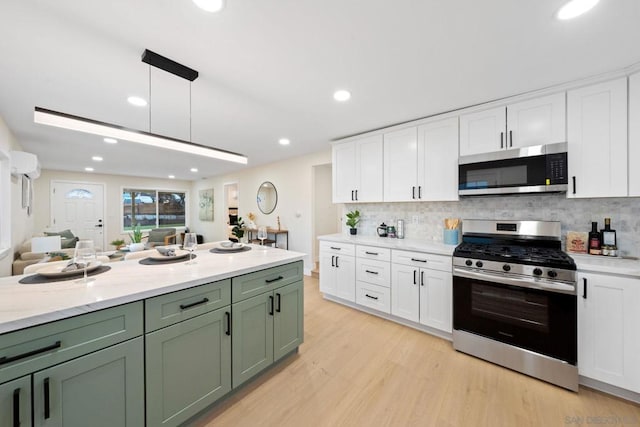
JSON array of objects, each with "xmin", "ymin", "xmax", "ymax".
[{"xmin": 1, "ymin": 0, "xmax": 639, "ymax": 180}]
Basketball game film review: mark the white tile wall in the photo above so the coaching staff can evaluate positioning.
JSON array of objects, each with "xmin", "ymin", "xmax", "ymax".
[{"xmin": 341, "ymin": 194, "xmax": 640, "ymax": 257}]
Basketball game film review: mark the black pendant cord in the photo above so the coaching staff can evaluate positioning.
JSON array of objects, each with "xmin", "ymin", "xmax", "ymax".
[
  {"xmin": 189, "ymin": 81, "xmax": 192, "ymax": 142},
  {"xmin": 148, "ymin": 65, "xmax": 152, "ymax": 133}
]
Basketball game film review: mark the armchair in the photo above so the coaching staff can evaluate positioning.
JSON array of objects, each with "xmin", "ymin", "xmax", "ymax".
[{"xmin": 144, "ymin": 228, "xmax": 177, "ymax": 248}]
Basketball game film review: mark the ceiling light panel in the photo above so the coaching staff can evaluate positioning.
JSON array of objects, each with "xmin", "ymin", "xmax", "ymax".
[
  {"xmin": 103, "ymin": 137, "xmax": 118, "ymax": 144},
  {"xmin": 279, "ymin": 138, "xmax": 290, "ymax": 145},
  {"xmin": 92, "ymin": 156, "xmax": 103, "ymax": 161},
  {"xmin": 556, "ymin": 0, "xmax": 599, "ymax": 20},
  {"xmin": 333, "ymin": 90, "xmax": 351, "ymax": 102},
  {"xmin": 127, "ymin": 96, "xmax": 148, "ymax": 107},
  {"xmin": 193, "ymin": 0, "xmax": 225, "ymax": 13}
]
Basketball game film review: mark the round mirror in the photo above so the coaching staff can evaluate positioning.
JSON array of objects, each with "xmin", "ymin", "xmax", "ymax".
[{"xmin": 257, "ymin": 181, "xmax": 278, "ymax": 214}]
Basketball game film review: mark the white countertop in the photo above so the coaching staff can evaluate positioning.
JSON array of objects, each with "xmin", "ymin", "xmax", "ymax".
[
  {"xmin": 569, "ymin": 253, "xmax": 640, "ymax": 278},
  {"xmin": 318, "ymin": 234, "xmax": 456, "ymax": 256},
  {"xmin": 0, "ymin": 244, "xmax": 305, "ymax": 335}
]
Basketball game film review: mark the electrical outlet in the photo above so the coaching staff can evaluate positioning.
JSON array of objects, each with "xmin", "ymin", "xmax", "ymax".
[{"xmin": 412, "ymin": 215, "xmax": 420, "ymax": 224}]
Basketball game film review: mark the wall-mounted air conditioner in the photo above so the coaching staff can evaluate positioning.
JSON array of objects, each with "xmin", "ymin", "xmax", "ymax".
[{"xmin": 10, "ymin": 151, "xmax": 40, "ymax": 179}]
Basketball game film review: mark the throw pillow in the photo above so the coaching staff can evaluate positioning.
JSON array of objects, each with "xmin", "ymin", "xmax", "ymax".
[{"xmin": 44, "ymin": 230, "xmax": 78, "ymax": 249}]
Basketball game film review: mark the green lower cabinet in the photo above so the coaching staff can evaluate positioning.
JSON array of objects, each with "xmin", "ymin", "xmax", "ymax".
[
  {"xmin": 32, "ymin": 337, "xmax": 144, "ymax": 427},
  {"xmin": 274, "ymin": 281, "xmax": 304, "ymax": 361},
  {"xmin": 145, "ymin": 307, "xmax": 232, "ymax": 427},
  {"xmin": 232, "ymin": 292, "xmax": 274, "ymax": 388},
  {"xmin": 0, "ymin": 376, "xmax": 32, "ymax": 427}
]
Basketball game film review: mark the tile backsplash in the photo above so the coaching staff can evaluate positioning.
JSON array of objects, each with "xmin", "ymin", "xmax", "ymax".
[{"xmin": 342, "ymin": 194, "xmax": 640, "ymax": 257}]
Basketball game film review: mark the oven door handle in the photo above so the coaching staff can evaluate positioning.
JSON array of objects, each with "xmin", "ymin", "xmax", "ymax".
[{"xmin": 453, "ymin": 267, "xmax": 576, "ymax": 295}]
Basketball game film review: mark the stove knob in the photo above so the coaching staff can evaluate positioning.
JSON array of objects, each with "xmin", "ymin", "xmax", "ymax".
[
  {"xmin": 475, "ymin": 261, "xmax": 483, "ymax": 268},
  {"xmin": 533, "ymin": 268, "xmax": 543, "ymax": 276},
  {"xmin": 502, "ymin": 264, "xmax": 511, "ymax": 272},
  {"xmin": 465, "ymin": 259, "xmax": 473, "ymax": 267},
  {"xmin": 548, "ymin": 270, "xmax": 558, "ymax": 278}
]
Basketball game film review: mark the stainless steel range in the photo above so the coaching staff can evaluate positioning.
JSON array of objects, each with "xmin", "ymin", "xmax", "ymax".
[{"xmin": 452, "ymin": 219, "xmax": 578, "ymax": 391}]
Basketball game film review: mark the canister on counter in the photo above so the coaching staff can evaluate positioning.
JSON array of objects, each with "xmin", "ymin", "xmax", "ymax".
[
  {"xmin": 396, "ymin": 219, "xmax": 405, "ymax": 239},
  {"xmin": 387, "ymin": 226, "xmax": 396, "ymax": 238}
]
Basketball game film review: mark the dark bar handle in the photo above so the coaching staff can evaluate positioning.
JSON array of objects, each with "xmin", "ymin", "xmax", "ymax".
[
  {"xmin": 413, "ymin": 270, "xmax": 417, "ymax": 285},
  {"xmin": 365, "ymin": 294, "xmax": 379, "ymax": 300},
  {"xmin": 265, "ymin": 276, "xmax": 284, "ymax": 284},
  {"xmin": 44, "ymin": 378, "xmax": 50, "ymax": 420},
  {"xmin": 421, "ymin": 271, "xmax": 425, "ymax": 286},
  {"xmin": 500, "ymin": 132, "xmax": 504, "ymax": 148},
  {"xmin": 269, "ymin": 296, "xmax": 274, "ymax": 315},
  {"xmin": 418, "ymin": 186, "xmax": 422, "ymax": 199},
  {"xmin": 355, "ymin": 190, "xmax": 358, "ymax": 201},
  {"xmin": 365, "ymin": 270, "xmax": 379, "ymax": 275},
  {"xmin": 179, "ymin": 298, "xmax": 209, "ymax": 310},
  {"xmin": 572, "ymin": 176, "xmax": 576, "ymax": 195},
  {"xmin": 276, "ymin": 293, "xmax": 281, "ymax": 313},
  {"xmin": 0, "ymin": 340, "xmax": 62, "ymax": 366},
  {"xmin": 412, "ymin": 186, "xmax": 416, "ymax": 199},
  {"xmin": 330, "ymin": 246, "xmax": 341, "ymax": 250},
  {"xmin": 351, "ymin": 190, "xmax": 354, "ymax": 201},
  {"xmin": 365, "ymin": 251, "xmax": 379, "ymax": 255},
  {"xmin": 331, "ymin": 255, "xmax": 335, "ymax": 267},
  {"xmin": 583, "ymin": 278, "xmax": 587, "ymax": 299},
  {"xmin": 411, "ymin": 258, "xmax": 427, "ymax": 263},
  {"xmin": 335, "ymin": 256, "xmax": 339, "ymax": 268},
  {"xmin": 225, "ymin": 311, "xmax": 231, "ymax": 336},
  {"xmin": 509, "ymin": 130, "xmax": 513, "ymax": 147},
  {"xmin": 13, "ymin": 389, "xmax": 20, "ymax": 427}
]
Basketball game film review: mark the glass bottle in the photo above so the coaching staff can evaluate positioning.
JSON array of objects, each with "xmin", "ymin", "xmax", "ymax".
[{"xmin": 588, "ymin": 221, "xmax": 601, "ymax": 255}]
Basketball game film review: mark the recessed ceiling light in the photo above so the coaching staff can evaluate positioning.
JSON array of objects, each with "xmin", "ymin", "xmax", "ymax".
[
  {"xmin": 103, "ymin": 137, "xmax": 118, "ymax": 144},
  {"xmin": 127, "ymin": 96, "xmax": 148, "ymax": 107},
  {"xmin": 279, "ymin": 138, "xmax": 290, "ymax": 146},
  {"xmin": 168, "ymin": 175, "xmax": 175, "ymax": 179},
  {"xmin": 333, "ymin": 90, "xmax": 351, "ymax": 102},
  {"xmin": 91, "ymin": 156, "xmax": 103, "ymax": 162},
  {"xmin": 193, "ymin": 0, "xmax": 225, "ymax": 12},
  {"xmin": 85, "ymin": 167, "xmax": 94, "ymax": 172},
  {"xmin": 190, "ymin": 168, "xmax": 198, "ymax": 172},
  {"xmin": 556, "ymin": 0, "xmax": 599, "ymax": 20}
]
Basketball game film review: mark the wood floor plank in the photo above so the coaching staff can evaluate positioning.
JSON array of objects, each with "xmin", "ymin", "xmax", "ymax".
[{"xmin": 188, "ymin": 276, "xmax": 640, "ymax": 427}]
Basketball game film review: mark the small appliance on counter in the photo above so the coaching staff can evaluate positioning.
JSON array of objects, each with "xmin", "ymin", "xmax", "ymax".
[{"xmin": 377, "ymin": 223, "xmax": 388, "ymax": 237}]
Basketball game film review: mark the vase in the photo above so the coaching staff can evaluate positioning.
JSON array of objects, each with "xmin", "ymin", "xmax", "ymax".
[
  {"xmin": 129, "ymin": 242, "xmax": 145, "ymax": 252},
  {"xmin": 349, "ymin": 228, "xmax": 357, "ymax": 235}
]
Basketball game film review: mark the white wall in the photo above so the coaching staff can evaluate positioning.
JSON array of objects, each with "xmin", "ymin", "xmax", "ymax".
[
  {"xmin": 312, "ymin": 164, "xmax": 339, "ymax": 264},
  {"xmin": 191, "ymin": 149, "xmax": 333, "ymax": 273}
]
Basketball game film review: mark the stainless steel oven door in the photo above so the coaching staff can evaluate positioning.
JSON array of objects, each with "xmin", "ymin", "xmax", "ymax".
[{"xmin": 453, "ymin": 271, "xmax": 577, "ymax": 365}]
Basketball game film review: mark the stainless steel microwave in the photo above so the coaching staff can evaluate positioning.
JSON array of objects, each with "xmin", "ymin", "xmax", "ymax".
[{"xmin": 458, "ymin": 142, "xmax": 568, "ymax": 196}]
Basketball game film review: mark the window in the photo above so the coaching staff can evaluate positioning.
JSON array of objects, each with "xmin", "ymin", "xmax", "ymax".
[{"xmin": 122, "ymin": 188, "xmax": 186, "ymax": 231}]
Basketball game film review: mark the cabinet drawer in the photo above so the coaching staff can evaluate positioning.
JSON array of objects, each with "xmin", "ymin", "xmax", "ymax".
[
  {"xmin": 232, "ymin": 261, "xmax": 303, "ymax": 302},
  {"xmin": 145, "ymin": 279, "xmax": 231, "ymax": 332},
  {"xmin": 356, "ymin": 258, "xmax": 391, "ymax": 288},
  {"xmin": 392, "ymin": 250, "xmax": 452, "ymax": 272},
  {"xmin": 0, "ymin": 302, "xmax": 143, "ymax": 384},
  {"xmin": 356, "ymin": 282, "xmax": 390, "ymax": 314},
  {"xmin": 320, "ymin": 241, "xmax": 355, "ymax": 256},
  {"xmin": 356, "ymin": 245, "xmax": 391, "ymax": 261}
]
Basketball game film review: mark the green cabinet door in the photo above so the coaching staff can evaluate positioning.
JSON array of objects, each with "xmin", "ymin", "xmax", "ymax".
[
  {"xmin": 145, "ymin": 307, "xmax": 232, "ymax": 427},
  {"xmin": 232, "ymin": 292, "xmax": 274, "ymax": 388},
  {"xmin": 32, "ymin": 337, "xmax": 144, "ymax": 427},
  {"xmin": 0, "ymin": 376, "xmax": 31, "ymax": 427},
  {"xmin": 274, "ymin": 281, "xmax": 304, "ymax": 362}
]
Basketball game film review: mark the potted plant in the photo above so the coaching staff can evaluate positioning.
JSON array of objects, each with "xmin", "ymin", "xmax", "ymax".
[
  {"xmin": 232, "ymin": 217, "xmax": 246, "ymax": 242},
  {"xmin": 110, "ymin": 239, "xmax": 126, "ymax": 250},
  {"xmin": 346, "ymin": 210, "xmax": 361, "ymax": 235},
  {"xmin": 128, "ymin": 224, "xmax": 145, "ymax": 252}
]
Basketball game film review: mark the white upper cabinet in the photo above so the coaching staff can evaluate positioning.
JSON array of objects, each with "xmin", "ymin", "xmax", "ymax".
[
  {"xmin": 459, "ymin": 93, "xmax": 566, "ymax": 156},
  {"xmin": 567, "ymin": 78, "xmax": 628, "ymax": 198},
  {"xmin": 332, "ymin": 135, "xmax": 383, "ymax": 203},
  {"xmin": 384, "ymin": 117, "xmax": 459, "ymax": 202},
  {"xmin": 629, "ymin": 72, "xmax": 640, "ymax": 196}
]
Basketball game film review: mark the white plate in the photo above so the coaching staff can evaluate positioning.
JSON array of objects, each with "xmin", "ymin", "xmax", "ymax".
[
  {"xmin": 148, "ymin": 250, "xmax": 191, "ymax": 261},
  {"xmin": 215, "ymin": 242, "xmax": 245, "ymax": 251},
  {"xmin": 37, "ymin": 261, "xmax": 103, "ymax": 278}
]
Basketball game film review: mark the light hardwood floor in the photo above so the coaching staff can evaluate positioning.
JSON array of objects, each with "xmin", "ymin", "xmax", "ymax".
[{"xmin": 189, "ymin": 276, "xmax": 640, "ymax": 427}]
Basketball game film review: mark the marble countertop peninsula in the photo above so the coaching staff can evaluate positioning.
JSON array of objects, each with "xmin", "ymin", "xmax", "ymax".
[
  {"xmin": 318, "ymin": 234, "xmax": 456, "ymax": 256},
  {"xmin": 0, "ymin": 244, "xmax": 304, "ymax": 335}
]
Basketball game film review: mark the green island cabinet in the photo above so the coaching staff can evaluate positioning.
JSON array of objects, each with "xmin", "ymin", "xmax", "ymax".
[{"xmin": 0, "ymin": 302, "xmax": 144, "ymax": 427}]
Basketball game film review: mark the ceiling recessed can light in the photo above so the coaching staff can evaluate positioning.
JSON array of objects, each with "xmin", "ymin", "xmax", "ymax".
[
  {"xmin": 84, "ymin": 167, "xmax": 94, "ymax": 172},
  {"xmin": 91, "ymin": 156, "xmax": 103, "ymax": 162},
  {"xmin": 190, "ymin": 168, "xmax": 198, "ymax": 172},
  {"xmin": 556, "ymin": 0, "xmax": 599, "ymax": 20},
  {"xmin": 279, "ymin": 138, "xmax": 290, "ymax": 145},
  {"xmin": 168, "ymin": 175, "xmax": 175, "ymax": 179},
  {"xmin": 127, "ymin": 96, "xmax": 148, "ymax": 107},
  {"xmin": 103, "ymin": 137, "xmax": 118, "ymax": 144},
  {"xmin": 193, "ymin": 0, "xmax": 225, "ymax": 12},
  {"xmin": 333, "ymin": 90, "xmax": 351, "ymax": 102}
]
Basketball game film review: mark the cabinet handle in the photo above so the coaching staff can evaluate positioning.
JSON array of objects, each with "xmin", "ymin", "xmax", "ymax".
[
  {"xmin": 351, "ymin": 190, "xmax": 354, "ymax": 201},
  {"xmin": 225, "ymin": 311, "xmax": 231, "ymax": 336},
  {"xmin": 509, "ymin": 130, "xmax": 513, "ymax": 147},
  {"xmin": 330, "ymin": 246, "xmax": 341, "ymax": 250},
  {"xmin": 13, "ymin": 388, "xmax": 20, "ymax": 427},
  {"xmin": 412, "ymin": 186, "xmax": 416, "ymax": 199},
  {"xmin": 0, "ymin": 340, "xmax": 62, "ymax": 366},
  {"xmin": 421, "ymin": 271, "xmax": 425, "ymax": 286},
  {"xmin": 583, "ymin": 278, "xmax": 587, "ymax": 299},
  {"xmin": 413, "ymin": 270, "xmax": 417, "ymax": 285},
  {"xmin": 179, "ymin": 298, "xmax": 209, "ymax": 310},
  {"xmin": 276, "ymin": 293, "xmax": 282, "ymax": 313},
  {"xmin": 411, "ymin": 258, "xmax": 427, "ymax": 263},
  {"xmin": 418, "ymin": 186, "xmax": 422, "ymax": 199},
  {"xmin": 500, "ymin": 132, "xmax": 504, "ymax": 148},
  {"xmin": 572, "ymin": 176, "xmax": 576, "ymax": 195},
  {"xmin": 355, "ymin": 190, "xmax": 358, "ymax": 201},
  {"xmin": 365, "ymin": 251, "xmax": 379, "ymax": 255},
  {"xmin": 265, "ymin": 276, "xmax": 284, "ymax": 284},
  {"xmin": 365, "ymin": 294, "xmax": 379, "ymax": 300},
  {"xmin": 335, "ymin": 256, "xmax": 339, "ymax": 268},
  {"xmin": 331, "ymin": 255, "xmax": 335, "ymax": 267},
  {"xmin": 365, "ymin": 270, "xmax": 379, "ymax": 275},
  {"xmin": 269, "ymin": 295, "xmax": 274, "ymax": 315},
  {"xmin": 44, "ymin": 378, "xmax": 51, "ymax": 420}
]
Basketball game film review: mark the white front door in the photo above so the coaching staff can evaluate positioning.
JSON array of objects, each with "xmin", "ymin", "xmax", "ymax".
[{"xmin": 51, "ymin": 181, "xmax": 105, "ymax": 250}]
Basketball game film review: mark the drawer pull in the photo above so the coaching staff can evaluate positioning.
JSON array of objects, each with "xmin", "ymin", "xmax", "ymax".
[
  {"xmin": 265, "ymin": 275, "xmax": 284, "ymax": 284},
  {"xmin": 411, "ymin": 258, "xmax": 427, "ymax": 263},
  {"xmin": 583, "ymin": 278, "xmax": 587, "ymax": 299},
  {"xmin": 330, "ymin": 246, "xmax": 341, "ymax": 250},
  {"xmin": 365, "ymin": 294, "xmax": 379, "ymax": 300},
  {"xmin": 421, "ymin": 271, "xmax": 425, "ymax": 286},
  {"xmin": 179, "ymin": 298, "xmax": 209, "ymax": 310},
  {"xmin": 44, "ymin": 378, "xmax": 51, "ymax": 419},
  {"xmin": 413, "ymin": 270, "xmax": 417, "ymax": 285},
  {"xmin": 276, "ymin": 293, "xmax": 282, "ymax": 313},
  {"xmin": 331, "ymin": 255, "xmax": 335, "ymax": 267},
  {"xmin": 365, "ymin": 251, "xmax": 379, "ymax": 255},
  {"xmin": 0, "ymin": 340, "xmax": 62, "ymax": 366},
  {"xmin": 13, "ymin": 388, "xmax": 20, "ymax": 427},
  {"xmin": 225, "ymin": 311, "xmax": 231, "ymax": 336},
  {"xmin": 269, "ymin": 295, "xmax": 274, "ymax": 316},
  {"xmin": 365, "ymin": 270, "xmax": 379, "ymax": 275}
]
